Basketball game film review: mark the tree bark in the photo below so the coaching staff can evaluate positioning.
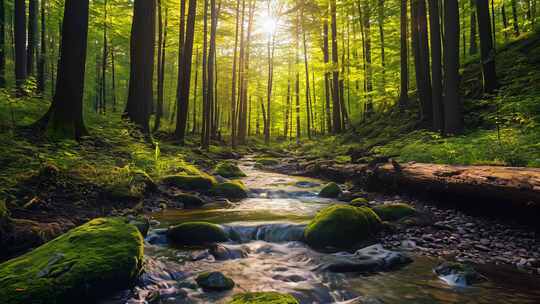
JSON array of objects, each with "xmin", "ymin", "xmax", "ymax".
[
  {"xmin": 511, "ymin": 0, "xmax": 519, "ymax": 36},
  {"xmin": 322, "ymin": 19, "xmax": 332, "ymax": 133},
  {"xmin": 124, "ymin": 0, "xmax": 156, "ymax": 133},
  {"xmin": 27, "ymin": 0, "xmax": 38, "ymax": 76},
  {"xmin": 444, "ymin": 0, "xmax": 463, "ymax": 134},
  {"xmin": 15, "ymin": 0, "xmax": 27, "ymax": 92},
  {"xmin": 0, "ymin": 0, "xmax": 5, "ymax": 87},
  {"xmin": 37, "ymin": 0, "xmax": 46, "ymax": 93},
  {"xmin": 476, "ymin": 0, "xmax": 498, "ymax": 93},
  {"xmin": 428, "ymin": 0, "xmax": 443, "ymax": 132},
  {"xmin": 399, "ymin": 0, "xmax": 409, "ymax": 107},
  {"xmin": 154, "ymin": 1, "xmax": 167, "ymax": 132},
  {"xmin": 411, "ymin": 0, "xmax": 432, "ymax": 124},
  {"xmin": 330, "ymin": 0, "xmax": 341, "ymax": 133},
  {"xmin": 470, "ymin": 0, "xmax": 478, "ymax": 54}
]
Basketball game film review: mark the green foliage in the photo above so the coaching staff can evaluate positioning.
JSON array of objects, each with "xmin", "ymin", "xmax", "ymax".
[
  {"xmin": 228, "ymin": 292, "xmax": 299, "ymax": 304},
  {"xmin": 167, "ymin": 221, "xmax": 228, "ymax": 245},
  {"xmin": 304, "ymin": 205, "xmax": 382, "ymax": 249},
  {"xmin": 371, "ymin": 203, "xmax": 416, "ymax": 221},
  {"xmin": 0, "ymin": 218, "xmax": 144, "ymax": 304}
]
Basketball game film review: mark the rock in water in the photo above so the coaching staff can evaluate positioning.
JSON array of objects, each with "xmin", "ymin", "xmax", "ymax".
[
  {"xmin": 161, "ymin": 174, "xmax": 217, "ymax": 191},
  {"xmin": 214, "ymin": 162, "xmax": 247, "ymax": 178},
  {"xmin": 321, "ymin": 244, "xmax": 412, "ymax": 273},
  {"xmin": 350, "ymin": 197, "xmax": 369, "ymax": 207},
  {"xmin": 371, "ymin": 203, "xmax": 416, "ymax": 221},
  {"xmin": 434, "ymin": 262, "xmax": 485, "ymax": 287},
  {"xmin": 196, "ymin": 271, "xmax": 235, "ymax": 291},
  {"xmin": 0, "ymin": 218, "xmax": 144, "ymax": 304},
  {"xmin": 318, "ymin": 182, "xmax": 342, "ymax": 198},
  {"xmin": 167, "ymin": 221, "xmax": 228, "ymax": 245},
  {"xmin": 228, "ymin": 292, "xmax": 299, "ymax": 304},
  {"xmin": 210, "ymin": 181, "xmax": 249, "ymax": 199},
  {"xmin": 304, "ymin": 205, "xmax": 382, "ymax": 249}
]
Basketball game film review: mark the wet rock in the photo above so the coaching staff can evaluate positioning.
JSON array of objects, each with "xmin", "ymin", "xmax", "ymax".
[
  {"xmin": 304, "ymin": 205, "xmax": 382, "ymax": 249},
  {"xmin": 210, "ymin": 181, "xmax": 248, "ymax": 199},
  {"xmin": 172, "ymin": 193, "xmax": 205, "ymax": 208},
  {"xmin": 318, "ymin": 182, "xmax": 342, "ymax": 198},
  {"xmin": 129, "ymin": 216, "xmax": 151, "ymax": 237},
  {"xmin": 214, "ymin": 162, "xmax": 246, "ymax": 178},
  {"xmin": 350, "ymin": 197, "xmax": 369, "ymax": 208},
  {"xmin": 167, "ymin": 222, "xmax": 228, "ymax": 245},
  {"xmin": 0, "ymin": 218, "xmax": 144, "ymax": 304},
  {"xmin": 228, "ymin": 292, "xmax": 299, "ymax": 304},
  {"xmin": 434, "ymin": 262, "xmax": 485, "ymax": 287},
  {"xmin": 320, "ymin": 244, "xmax": 412, "ymax": 273},
  {"xmin": 161, "ymin": 174, "xmax": 216, "ymax": 191},
  {"xmin": 210, "ymin": 244, "xmax": 250, "ymax": 260},
  {"xmin": 371, "ymin": 203, "xmax": 416, "ymax": 221},
  {"xmin": 195, "ymin": 271, "xmax": 235, "ymax": 291}
]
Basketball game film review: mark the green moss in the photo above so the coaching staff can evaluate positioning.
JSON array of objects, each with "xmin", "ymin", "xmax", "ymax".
[
  {"xmin": 167, "ymin": 221, "xmax": 228, "ymax": 245},
  {"xmin": 229, "ymin": 292, "xmax": 299, "ymax": 304},
  {"xmin": 214, "ymin": 162, "xmax": 246, "ymax": 178},
  {"xmin": 318, "ymin": 182, "xmax": 342, "ymax": 198},
  {"xmin": 0, "ymin": 218, "xmax": 144, "ymax": 304},
  {"xmin": 195, "ymin": 271, "xmax": 235, "ymax": 291},
  {"xmin": 161, "ymin": 174, "xmax": 217, "ymax": 191},
  {"xmin": 304, "ymin": 205, "xmax": 382, "ymax": 249},
  {"xmin": 210, "ymin": 181, "xmax": 248, "ymax": 199},
  {"xmin": 103, "ymin": 182, "xmax": 144, "ymax": 201},
  {"xmin": 254, "ymin": 158, "xmax": 279, "ymax": 167},
  {"xmin": 174, "ymin": 193, "xmax": 205, "ymax": 207},
  {"xmin": 350, "ymin": 197, "xmax": 369, "ymax": 207},
  {"xmin": 371, "ymin": 203, "xmax": 416, "ymax": 221}
]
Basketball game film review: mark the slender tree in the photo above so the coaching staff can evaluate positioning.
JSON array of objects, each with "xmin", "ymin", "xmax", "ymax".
[
  {"xmin": 27, "ymin": 0, "xmax": 38, "ymax": 76},
  {"xmin": 330, "ymin": 0, "xmax": 341, "ymax": 133},
  {"xmin": 123, "ymin": 0, "xmax": 156, "ymax": 133},
  {"xmin": 476, "ymin": 0, "xmax": 498, "ymax": 93},
  {"xmin": 470, "ymin": 0, "xmax": 478, "ymax": 55},
  {"xmin": 399, "ymin": 0, "xmax": 409, "ymax": 107},
  {"xmin": 428, "ymin": 0, "xmax": 443, "ymax": 131},
  {"xmin": 511, "ymin": 0, "xmax": 519, "ymax": 36},
  {"xmin": 0, "ymin": 0, "xmax": 5, "ymax": 87},
  {"xmin": 15, "ymin": 0, "xmax": 27, "ymax": 92},
  {"xmin": 411, "ymin": 0, "xmax": 432, "ymax": 124},
  {"xmin": 322, "ymin": 18, "xmax": 332, "ymax": 133},
  {"xmin": 444, "ymin": 0, "xmax": 463, "ymax": 134},
  {"xmin": 37, "ymin": 0, "xmax": 47, "ymax": 93}
]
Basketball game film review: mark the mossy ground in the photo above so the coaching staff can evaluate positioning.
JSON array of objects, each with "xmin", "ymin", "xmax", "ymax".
[
  {"xmin": 0, "ymin": 217, "xmax": 144, "ymax": 304},
  {"xmin": 228, "ymin": 292, "xmax": 299, "ymax": 304},
  {"xmin": 304, "ymin": 204, "xmax": 382, "ymax": 249}
]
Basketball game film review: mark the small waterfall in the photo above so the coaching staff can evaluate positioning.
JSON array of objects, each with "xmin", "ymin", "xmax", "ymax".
[{"xmin": 224, "ymin": 223, "xmax": 306, "ymax": 243}]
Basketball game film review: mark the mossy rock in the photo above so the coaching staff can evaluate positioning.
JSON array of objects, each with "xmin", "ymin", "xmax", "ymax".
[
  {"xmin": 214, "ymin": 162, "xmax": 246, "ymax": 178},
  {"xmin": 371, "ymin": 203, "xmax": 416, "ymax": 221},
  {"xmin": 0, "ymin": 217, "xmax": 144, "ymax": 304},
  {"xmin": 254, "ymin": 158, "xmax": 279, "ymax": 167},
  {"xmin": 229, "ymin": 292, "xmax": 299, "ymax": 304},
  {"xmin": 304, "ymin": 205, "xmax": 382, "ymax": 249},
  {"xmin": 161, "ymin": 174, "xmax": 217, "ymax": 191},
  {"xmin": 195, "ymin": 271, "xmax": 235, "ymax": 291},
  {"xmin": 167, "ymin": 221, "xmax": 228, "ymax": 245},
  {"xmin": 210, "ymin": 181, "xmax": 248, "ymax": 199},
  {"xmin": 174, "ymin": 193, "xmax": 205, "ymax": 207},
  {"xmin": 103, "ymin": 182, "xmax": 144, "ymax": 201},
  {"xmin": 318, "ymin": 182, "xmax": 342, "ymax": 198},
  {"xmin": 0, "ymin": 200, "xmax": 11, "ymax": 232},
  {"xmin": 350, "ymin": 197, "xmax": 369, "ymax": 207}
]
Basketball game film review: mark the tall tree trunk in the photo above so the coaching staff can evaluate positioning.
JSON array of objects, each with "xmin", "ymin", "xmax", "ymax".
[
  {"xmin": 27, "ymin": 0, "xmax": 38, "ymax": 76},
  {"xmin": 154, "ymin": 1, "xmax": 167, "ymax": 132},
  {"xmin": 470, "ymin": 0, "xmax": 478, "ymax": 54},
  {"xmin": 37, "ymin": 0, "xmax": 46, "ymax": 93},
  {"xmin": 42, "ymin": 0, "xmax": 89, "ymax": 139},
  {"xmin": 237, "ymin": 0, "xmax": 254, "ymax": 144},
  {"xmin": 124, "ymin": 0, "xmax": 156, "ymax": 133},
  {"xmin": 201, "ymin": 0, "xmax": 209, "ymax": 147},
  {"xmin": 511, "ymin": 0, "xmax": 519, "ymax": 36},
  {"xmin": 0, "ymin": 0, "xmax": 5, "ymax": 87},
  {"xmin": 100, "ymin": 0, "xmax": 108, "ymax": 113},
  {"xmin": 443, "ymin": 0, "xmax": 463, "ymax": 134},
  {"xmin": 302, "ymin": 13, "xmax": 311, "ymax": 140},
  {"xmin": 192, "ymin": 47, "xmax": 199, "ymax": 134},
  {"xmin": 361, "ymin": 0, "xmax": 373, "ymax": 116},
  {"xmin": 284, "ymin": 77, "xmax": 291, "ymax": 137},
  {"xmin": 175, "ymin": 0, "xmax": 197, "ymax": 142},
  {"xmin": 429, "ymin": 0, "xmax": 443, "ymax": 131},
  {"xmin": 501, "ymin": 4, "xmax": 509, "ymax": 42},
  {"xmin": 230, "ymin": 0, "xmax": 240, "ymax": 146},
  {"xmin": 411, "ymin": 0, "xmax": 432, "ymax": 124},
  {"xmin": 330, "ymin": 0, "xmax": 341, "ymax": 133},
  {"xmin": 111, "ymin": 46, "xmax": 117, "ymax": 112},
  {"xmin": 322, "ymin": 19, "xmax": 332, "ymax": 133},
  {"xmin": 265, "ymin": 0, "xmax": 276, "ymax": 144},
  {"xmin": 399, "ymin": 0, "xmax": 409, "ymax": 107},
  {"xmin": 205, "ymin": 0, "xmax": 217, "ymax": 146},
  {"xmin": 378, "ymin": 0, "xmax": 386, "ymax": 88},
  {"xmin": 476, "ymin": 0, "xmax": 498, "ymax": 93},
  {"xmin": 15, "ymin": 0, "xmax": 27, "ymax": 92}
]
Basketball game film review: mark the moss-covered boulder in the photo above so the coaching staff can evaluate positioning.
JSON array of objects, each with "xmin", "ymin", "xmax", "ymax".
[
  {"xmin": 350, "ymin": 197, "xmax": 369, "ymax": 207},
  {"xmin": 318, "ymin": 182, "xmax": 342, "ymax": 198},
  {"xmin": 304, "ymin": 205, "xmax": 382, "ymax": 249},
  {"xmin": 161, "ymin": 174, "xmax": 216, "ymax": 191},
  {"xmin": 214, "ymin": 162, "xmax": 246, "ymax": 178},
  {"xmin": 196, "ymin": 271, "xmax": 235, "ymax": 291},
  {"xmin": 371, "ymin": 203, "xmax": 416, "ymax": 221},
  {"xmin": 167, "ymin": 221, "xmax": 228, "ymax": 245},
  {"xmin": 103, "ymin": 182, "xmax": 144, "ymax": 201},
  {"xmin": 0, "ymin": 218, "xmax": 144, "ymax": 304},
  {"xmin": 174, "ymin": 193, "xmax": 205, "ymax": 207},
  {"xmin": 229, "ymin": 292, "xmax": 299, "ymax": 304},
  {"xmin": 210, "ymin": 181, "xmax": 248, "ymax": 199}
]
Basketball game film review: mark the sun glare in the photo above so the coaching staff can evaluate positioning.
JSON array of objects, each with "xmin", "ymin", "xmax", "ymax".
[{"xmin": 260, "ymin": 15, "xmax": 278, "ymax": 35}]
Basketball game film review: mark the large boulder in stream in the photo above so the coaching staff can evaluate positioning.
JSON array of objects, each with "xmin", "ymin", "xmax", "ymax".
[
  {"xmin": 196, "ymin": 271, "xmax": 235, "ymax": 291},
  {"xmin": 161, "ymin": 174, "xmax": 217, "ymax": 191},
  {"xmin": 320, "ymin": 244, "xmax": 412, "ymax": 273},
  {"xmin": 229, "ymin": 292, "xmax": 299, "ymax": 304},
  {"xmin": 214, "ymin": 162, "xmax": 246, "ymax": 178},
  {"xmin": 434, "ymin": 262, "xmax": 486, "ymax": 287},
  {"xmin": 318, "ymin": 182, "xmax": 342, "ymax": 198},
  {"xmin": 371, "ymin": 203, "xmax": 416, "ymax": 221},
  {"xmin": 304, "ymin": 205, "xmax": 382, "ymax": 249},
  {"xmin": 0, "ymin": 218, "xmax": 144, "ymax": 304},
  {"xmin": 210, "ymin": 181, "xmax": 249, "ymax": 199},
  {"xmin": 167, "ymin": 221, "xmax": 228, "ymax": 245}
]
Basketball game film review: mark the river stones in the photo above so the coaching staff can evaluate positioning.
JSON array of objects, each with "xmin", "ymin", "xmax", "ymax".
[
  {"xmin": 350, "ymin": 197, "xmax": 369, "ymax": 207},
  {"xmin": 0, "ymin": 217, "xmax": 144, "ymax": 304},
  {"xmin": 320, "ymin": 244, "xmax": 412, "ymax": 273},
  {"xmin": 434, "ymin": 262, "xmax": 485, "ymax": 287},
  {"xmin": 161, "ymin": 174, "xmax": 217, "ymax": 191},
  {"xmin": 210, "ymin": 244, "xmax": 250, "ymax": 260},
  {"xmin": 371, "ymin": 203, "xmax": 416, "ymax": 221},
  {"xmin": 304, "ymin": 205, "xmax": 382, "ymax": 249},
  {"xmin": 214, "ymin": 162, "xmax": 246, "ymax": 178},
  {"xmin": 229, "ymin": 292, "xmax": 299, "ymax": 304},
  {"xmin": 196, "ymin": 271, "xmax": 235, "ymax": 291},
  {"xmin": 173, "ymin": 193, "xmax": 205, "ymax": 208},
  {"xmin": 210, "ymin": 181, "xmax": 249, "ymax": 199},
  {"xmin": 318, "ymin": 182, "xmax": 342, "ymax": 198},
  {"xmin": 167, "ymin": 222, "xmax": 228, "ymax": 245}
]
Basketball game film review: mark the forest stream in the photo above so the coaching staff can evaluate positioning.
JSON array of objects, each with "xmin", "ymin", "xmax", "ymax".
[{"xmin": 102, "ymin": 157, "xmax": 540, "ymax": 304}]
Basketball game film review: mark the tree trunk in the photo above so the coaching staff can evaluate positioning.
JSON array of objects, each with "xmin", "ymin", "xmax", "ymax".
[
  {"xmin": 27, "ymin": 0, "xmax": 38, "ymax": 76},
  {"xmin": 330, "ymin": 0, "xmax": 341, "ymax": 133},
  {"xmin": 205, "ymin": 0, "xmax": 217, "ymax": 147},
  {"xmin": 230, "ymin": 0, "xmax": 240, "ymax": 146},
  {"xmin": 0, "ymin": 0, "xmax": 5, "ymax": 87},
  {"xmin": 192, "ymin": 47, "xmax": 200, "ymax": 134},
  {"xmin": 476, "ymin": 0, "xmax": 498, "ymax": 93},
  {"xmin": 100, "ymin": 0, "xmax": 108, "ymax": 114},
  {"xmin": 322, "ymin": 19, "xmax": 332, "ymax": 133},
  {"xmin": 411, "ymin": 0, "xmax": 432, "ymax": 124},
  {"xmin": 42, "ymin": 0, "xmax": 89, "ymax": 140},
  {"xmin": 428, "ymin": 0, "xmax": 443, "ymax": 132},
  {"xmin": 111, "ymin": 46, "xmax": 117, "ymax": 112},
  {"xmin": 123, "ymin": 0, "xmax": 156, "ymax": 133},
  {"xmin": 444, "ymin": 0, "xmax": 463, "ymax": 134},
  {"xmin": 154, "ymin": 1, "xmax": 167, "ymax": 132},
  {"xmin": 15, "ymin": 0, "xmax": 27, "ymax": 92},
  {"xmin": 511, "ymin": 0, "xmax": 519, "ymax": 36},
  {"xmin": 399, "ymin": 0, "xmax": 409, "ymax": 107},
  {"xmin": 284, "ymin": 78, "xmax": 291, "ymax": 137},
  {"xmin": 378, "ymin": 0, "xmax": 386, "ymax": 88},
  {"xmin": 302, "ymin": 15, "xmax": 311, "ymax": 140},
  {"xmin": 37, "ymin": 0, "xmax": 46, "ymax": 93},
  {"xmin": 361, "ymin": 0, "xmax": 373, "ymax": 116},
  {"xmin": 470, "ymin": 0, "xmax": 478, "ymax": 54},
  {"xmin": 501, "ymin": 4, "xmax": 509, "ymax": 42}
]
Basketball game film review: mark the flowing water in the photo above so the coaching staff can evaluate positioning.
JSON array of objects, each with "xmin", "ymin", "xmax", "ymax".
[{"xmin": 108, "ymin": 157, "xmax": 540, "ymax": 304}]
